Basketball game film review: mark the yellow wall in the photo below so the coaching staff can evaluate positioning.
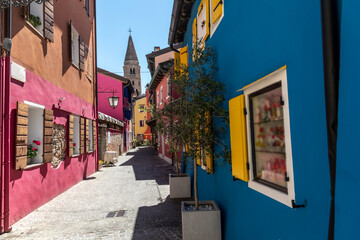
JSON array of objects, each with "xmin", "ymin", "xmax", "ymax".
[{"xmin": 134, "ymin": 97, "xmax": 148, "ymax": 138}]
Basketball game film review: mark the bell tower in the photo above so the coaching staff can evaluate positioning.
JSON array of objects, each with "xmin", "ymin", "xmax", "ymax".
[{"xmin": 123, "ymin": 30, "xmax": 141, "ymax": 96}]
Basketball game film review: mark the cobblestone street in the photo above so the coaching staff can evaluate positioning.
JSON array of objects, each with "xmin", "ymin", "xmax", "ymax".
[{"xmin": 0, "ymin": 147, "xmax": 182, "ymax": 240}]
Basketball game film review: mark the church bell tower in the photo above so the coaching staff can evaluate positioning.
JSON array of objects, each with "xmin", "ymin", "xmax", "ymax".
[{"xmin": 123, "ymin": 31, "xmax": 141, "ymax": 96}]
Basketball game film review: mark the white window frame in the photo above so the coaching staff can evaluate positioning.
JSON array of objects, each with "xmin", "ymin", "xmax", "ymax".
[
  {"xmin": 167, "ymin": 76, "xmax": 171, "ymax": 97},
  {"xmin": 157, "ymin": 91, "xmax": 159, "ymax": 106},
  {"xmin": 89, "ymin": 120, "xmax": 93, "ymax": 152},
  {"xmin": 28, "ymin": 2, "xmax": 44, "ymax": 35},
  {"xmin": 243, "ymin": 68, "xmax": 295, "ymax": 208},
  {"xmin": 210, "ymin": 0, "xmax": 224, "ymax": 38},
  {"xmin": 25, "ymin": 101, "xmax": 45, "ymax": 166},
  {"xmin": 72, "ymin": 115, "xmax": 80, "ymax": 155}
]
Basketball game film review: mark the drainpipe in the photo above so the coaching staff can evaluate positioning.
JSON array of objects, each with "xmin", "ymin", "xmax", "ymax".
[
  {"xmin": 170, "ymin": 43, "xmax": 180, "ymax": 53},
  {"xmin": 94, "ymin": 0, "xmax": 99, "ymax": 171},
  {"xmin": 320, "ymin": 0, "xmax": 340, "ymax": 239},
  {"xmin": 0, "ymin": 37, "xmax": 4, "ymax": 234},
  {"xmin": 3, "ymin": 3, "xmax": 12, "ymax": 233}
]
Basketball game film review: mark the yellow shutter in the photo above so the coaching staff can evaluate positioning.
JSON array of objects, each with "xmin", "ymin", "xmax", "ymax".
[
  {"xmin": 229, "ymin": 95, "xmax": 248, "ymax": 182},
  {"xmin": 192, "ymin": 17, "xmax": 197, "ymax": 48},
  {"xmin": 212, "ymin": 0, "xmax": 223, "ymax": 24},
  {"xmin": 180, "ymin": 46, "xmax": 188, "ymax": 68},
  {"xmin": 174, "ymin": 51, "xmax": 180, "ymax": 75}
]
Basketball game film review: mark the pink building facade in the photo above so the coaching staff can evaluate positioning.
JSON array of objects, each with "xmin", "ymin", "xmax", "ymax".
[
  {"xmin": 0, "ymin": 0, "xmax": 98, "ymax": 232},
  {"xmin": 97, "ymin": 68, "xmax": 132, "ymax": 159}
]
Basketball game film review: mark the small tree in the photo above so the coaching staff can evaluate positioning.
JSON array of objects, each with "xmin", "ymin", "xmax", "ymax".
[{"xmin": 151, "ymin": 44, "xmax": 230, "ymax": 210}]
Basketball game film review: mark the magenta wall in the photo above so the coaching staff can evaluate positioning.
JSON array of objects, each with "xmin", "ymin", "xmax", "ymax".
[
  {"xmin": 97, "ymin": 73, "xmax": 124, "ymax": 121},
  {"xmin": 9, "ymin": 70, "xmax": 97, "ymax": 225}
]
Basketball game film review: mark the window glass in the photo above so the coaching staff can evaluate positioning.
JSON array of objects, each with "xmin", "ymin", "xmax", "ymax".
[
  {"xmin": 84, "ymin": 0, "xmax": 90, "ymax": 17},
  {"xmin": 249, "ymin": 82, "xmax": 287, "ymax": 192},
  {"xmin": 29, "ymin": 2, "xmax": 44, "ymax": 34},
  {"xmin": 73, "ymin": 115, "xmax": 80, "ymax": 155},
  {"xmin": 89, "ymin": 120, "xmax": 93, "ymax": 151},
  {"xmin": 160, "ymin": 87, "xmax": 163, "ymax": 103},
  {"xmin": 71, "ymin": 27, "xmax": 80, "ymax": 68},
  {"xmin": 27, "ymin": 104, "xmax": 44, "ymax": 165},
  {"xmin": 167, "ymin": 77, "xmax": 171, "ymax": 97}
]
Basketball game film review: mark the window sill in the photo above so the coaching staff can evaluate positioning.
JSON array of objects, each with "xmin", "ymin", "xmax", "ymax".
[
  {"xmin": 72, "ymin": 154, "xmax": 81, "ymax": 157},
  {"xmin": 166, "ymin": 96, "xmax": 170, "ymax": 100},
  {"xmin": 24, "ymin": 163, "xmax": 43, "ymax": 170},
  {"xmin": 71, "ymin": 62, "xmax": 80, "ymax": 70},
  {"xmin": 25, "ymin": 21, "xmax": 44, "ymax": 39}
]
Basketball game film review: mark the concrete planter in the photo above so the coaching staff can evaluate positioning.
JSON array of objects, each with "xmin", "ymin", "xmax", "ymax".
[
  {"xmin": 169, "ymin": 174, "xmax": 191, "ymax": 198},
  {"xmin": 181, "ymin": 200, "xmax": 221, "ymax": 240}
]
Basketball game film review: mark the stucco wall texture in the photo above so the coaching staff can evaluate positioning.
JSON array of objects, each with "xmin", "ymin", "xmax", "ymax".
[
  {"xmin": 10, "ymin": 70, "xmax": 97, "ymax": 225},
  {"xmin": 134, "ymin": 97, "xmax": 148, "ymax": 137},
  {"xmin": 98, "ymin": 73, "xmax": 124, "ymax": 121},
  {"xmin": 182, "ymin": 0, "xmax": 330, "ymax": 239},
  {"xmin": 11, "ymin": 0, "xmax": 96, "ymax": 104},
  {"xmin": 8, "ymin": 0, "xmax": 97, "ymax": 226},
  {"xmin": 156, "ymin": 73, "xmax": 172, "ymax": 161}
]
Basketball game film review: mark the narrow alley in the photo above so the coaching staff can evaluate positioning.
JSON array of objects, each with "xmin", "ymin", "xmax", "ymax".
[{"xmin": 0, "ymin": 147, "xmax": 182, "ymax": 240}]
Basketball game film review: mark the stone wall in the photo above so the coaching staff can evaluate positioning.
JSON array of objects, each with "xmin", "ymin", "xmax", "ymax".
[
  {"xmin": 98, "ymin": 125, "xmax": 107, "ymax": 162},
  {"xmin": 107, "ymin": 133, "xmax": 123, "ymax": 155},
  {"xmin": 52, "ymin": 124, "xmax": 66, "ymax": 168}
]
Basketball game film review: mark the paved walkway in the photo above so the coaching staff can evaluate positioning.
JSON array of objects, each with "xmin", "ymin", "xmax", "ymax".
[{"xmin": 1, "ymin": 147, "xmax": 183, "ymax": 240}]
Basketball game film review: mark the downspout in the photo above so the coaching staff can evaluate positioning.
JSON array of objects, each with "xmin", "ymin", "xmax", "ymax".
[
  {"xmin": 94, "ymin": 0, "xmax": 99, "ymax": 171},
  {"xmin": 320, "ymin": 0, "xmax": 340, "ymax": 239},
  {"xmin": 3, "ymin": 3, "xmax": 12, "ymax": 233},
  {"xmin": 170, "ymin": 43, "xmax": 179, "ymax": 53}
]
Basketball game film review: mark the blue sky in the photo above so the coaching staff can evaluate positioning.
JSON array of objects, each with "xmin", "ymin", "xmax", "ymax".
[{"xmin": 96, "ymin": 0, "xmax": 174, "ymax": 94}]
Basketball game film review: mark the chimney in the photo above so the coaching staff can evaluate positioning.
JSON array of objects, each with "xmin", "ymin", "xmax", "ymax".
[{"xmin": 154, "ymin": 46, "xmax": 160, "ymax": 52}]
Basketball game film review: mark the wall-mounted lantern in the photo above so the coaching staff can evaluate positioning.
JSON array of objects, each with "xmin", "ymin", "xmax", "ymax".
[{"xmin": 108, "ymin": 94, "xmax": 120, "ymax": 109}]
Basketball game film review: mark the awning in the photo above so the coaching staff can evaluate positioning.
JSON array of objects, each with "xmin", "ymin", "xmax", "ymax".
[{"xmin": 98, "ymin": 112, "xmax": 125, "ymax": 127}]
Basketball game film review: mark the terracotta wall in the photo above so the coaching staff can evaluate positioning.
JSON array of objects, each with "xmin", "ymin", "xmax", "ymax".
[
  {"xmin": 155, "ymin": 73, "xmax": 172, "ymax": 161},
  {"xmin": 11, "ymin": 0, "xmax": 96, "ymax": 104}
]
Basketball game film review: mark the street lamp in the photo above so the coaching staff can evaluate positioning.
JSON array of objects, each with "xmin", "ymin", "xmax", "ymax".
[
  {"xmin": 108, "ymin": 94, "xmax": 120, "ymax": 109},
  {"xmin": 0, "ymin": 0, "xmax": 48, "ymax": 8}
]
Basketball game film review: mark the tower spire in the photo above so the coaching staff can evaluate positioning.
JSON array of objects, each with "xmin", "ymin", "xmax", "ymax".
[
  {"xmin": 123, "ymin": 33, "xmax": 141, "ymax": 96},
  {"xmin": 124, "ymin": 33, "xmax": 138, "ymax": 62}
]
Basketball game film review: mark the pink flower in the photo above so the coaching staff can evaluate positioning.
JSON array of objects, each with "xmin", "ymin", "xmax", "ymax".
[
  {"xmin": 32, "ymin": 148, "xmax": 37, "ymax": 151},
  {"xmin": 73, "ymin": 143, "xmax": 76, "ymax": 147},
  {"xmin": 33, "ymin": 140, "xmax": 41, "ymax": 145}
]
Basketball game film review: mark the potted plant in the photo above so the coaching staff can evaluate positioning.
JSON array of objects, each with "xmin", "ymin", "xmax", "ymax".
[
  {"xmin": 152, "ymin": 44, "xmax": 230, "ymax": 239},
  {"xmin": 27, "ymin": 140, "xmax": 41, "ymax": 164},
  {"xmin": 149, "ymin": 72, "xmax": 191, "ymax": 199},
  {"xmin": 29, "ymin": 14, "xmax": 41, "ymax": 28}
]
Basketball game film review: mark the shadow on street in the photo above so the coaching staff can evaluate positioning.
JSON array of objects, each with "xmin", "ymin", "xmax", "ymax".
[
  {"xmin": 132, "ymin": 196, "xmax": 183, "ymax": 240},
  {"xmin": 120, "ymin": 147, "xmax": 177, "ymax": 185}
]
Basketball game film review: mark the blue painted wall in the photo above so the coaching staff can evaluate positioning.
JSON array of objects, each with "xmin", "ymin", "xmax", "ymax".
[
  {"xmin": 335, "ymin": 0, "xmax": 360, "ymax": 239},
  {"xmin": 182, "ymin": 0, "xmax": 331, "ymax": 239}
]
